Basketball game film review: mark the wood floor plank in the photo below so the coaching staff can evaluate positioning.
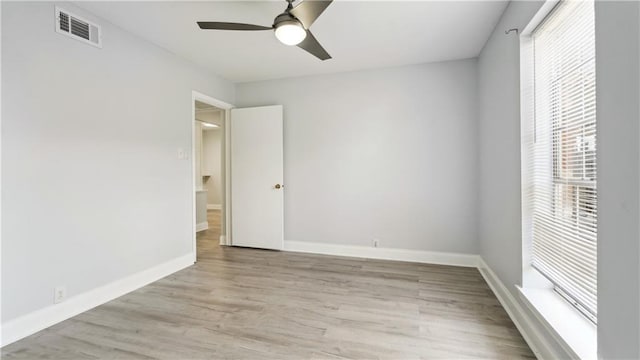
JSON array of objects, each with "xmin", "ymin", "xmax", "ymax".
[{"xmin": 2, "ymin": 210, "xmax": 535, "ymax": 359}]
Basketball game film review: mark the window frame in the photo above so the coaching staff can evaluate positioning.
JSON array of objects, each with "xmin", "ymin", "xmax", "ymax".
[{"xmin": 518, "ymin": 1, "xmax": 598, "ymax": 358}]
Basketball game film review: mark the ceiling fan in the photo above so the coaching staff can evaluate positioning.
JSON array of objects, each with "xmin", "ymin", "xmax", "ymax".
[{"xmin": 197, "ymin": 0, "xmax": 333, "ymax": 61}]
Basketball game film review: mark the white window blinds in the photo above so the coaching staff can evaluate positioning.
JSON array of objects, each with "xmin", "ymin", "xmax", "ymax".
[{"xmin": 528, "ymin": 0, "xmax": 597, "ymax": 321}]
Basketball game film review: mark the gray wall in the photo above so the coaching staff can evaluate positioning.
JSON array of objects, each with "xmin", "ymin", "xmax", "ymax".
[
  {"xmin": 1, "ymin": 2, "xmax": 234, "ymax": 322},
  {"xmin": 477, "ymin": 1, "xmax": 542, "ymax": 295},
  {"xmin": 595, "ymin": 2, "xmax": 640, "ymax": 358},
  {"xmin": 478, "ymin": 1, "xmax": 640, "ymax": 358},
  {"xmin": 237, "ymin": 59, "xmax": 479, "ymax": 254}
]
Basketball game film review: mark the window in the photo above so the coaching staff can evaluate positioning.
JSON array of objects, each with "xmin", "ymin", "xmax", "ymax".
[{"xmin": 525, "ymin": 0, "xmax": 597, "ymax": 322}]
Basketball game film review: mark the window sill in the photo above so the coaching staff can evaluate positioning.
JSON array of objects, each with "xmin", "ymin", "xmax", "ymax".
[{"xmin": 518, "ymin": 286, "xmax": 596, "ymax": 360}]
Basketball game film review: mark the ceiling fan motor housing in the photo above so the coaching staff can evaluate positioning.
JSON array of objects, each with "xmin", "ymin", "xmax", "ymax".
[{"xmin": 273, "ymin": 12, "xmax": 304, "ymax": 29}]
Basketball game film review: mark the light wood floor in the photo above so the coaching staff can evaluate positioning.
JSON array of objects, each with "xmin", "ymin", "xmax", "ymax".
[{"xmin": 2, "ymin": 210, "xmax": 534, "ymax": 359}]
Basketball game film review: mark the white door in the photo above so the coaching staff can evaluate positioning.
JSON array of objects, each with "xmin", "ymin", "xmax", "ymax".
[{"xmin": 230, "ymin": 105, "xmax": 284, "ymax": 250}]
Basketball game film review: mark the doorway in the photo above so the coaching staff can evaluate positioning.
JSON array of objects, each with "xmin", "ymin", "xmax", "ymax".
[
  {"xmin": 191, "ymin": 92, "xmax": 285, "ymax": 257},
  {"xmin": 192, "ymin": 91, "xmax": 232, "ymax": 262}
]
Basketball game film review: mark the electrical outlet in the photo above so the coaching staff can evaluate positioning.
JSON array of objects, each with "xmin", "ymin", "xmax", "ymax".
[
  {"xmin": 54, "ymin": 286, "xmax": 66, "ymax": 304},
  {"xmin": 373, "ymin": 238, "xmax": 379, "ymax": 248}
]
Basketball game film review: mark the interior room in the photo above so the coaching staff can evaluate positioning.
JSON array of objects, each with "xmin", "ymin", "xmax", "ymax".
[
  {"xmin": 1, "ymin": 1, "xmax": 639, "ymax": 359},
  {"xmin": 194, "ymin": 99, "xmax": 225, "ymax": 259},
  {"xmin": 194, "ymin": 100, "xmax": 224, "ymax": 228}
]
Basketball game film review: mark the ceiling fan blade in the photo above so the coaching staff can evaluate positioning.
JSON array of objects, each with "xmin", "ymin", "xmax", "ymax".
[
  {"xmin": 290, "ymin": 0, "xmax": 333, "ymax": 29},
  {"xmin": 197, "ymin": 22, "xmax": 272, "ymax": 31},
  {"xmin": 297, "ymin": 30, "xmax": 331, "ymax": 60}
]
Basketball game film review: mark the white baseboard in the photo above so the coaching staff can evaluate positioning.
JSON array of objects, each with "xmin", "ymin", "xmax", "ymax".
[
  {"xmin": 219, "ymin": 235, "xmax": 227, "ymax": 246},
  {"xmin": 206, "ymin": 204, "xmax": 221, "ymax": 210},
  {"xmin": 1, "ymin": 253, "xmax": 194, "ymax": 347},
  {"xmin": 477, "ymin": 258, "xmax": 561, "ymax": 360},
  {"xmin": 283, "ymin": 240, "xmax": 479, "ymax": 268},
  {"xmin": 196, "ymin": 222, "xmax": 208, "ymax": 232}
]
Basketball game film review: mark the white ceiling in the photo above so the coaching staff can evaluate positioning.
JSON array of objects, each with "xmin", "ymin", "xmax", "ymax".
[{"xmin": 77, "ymin": 1, "xmax": 508, "ymax": 83}]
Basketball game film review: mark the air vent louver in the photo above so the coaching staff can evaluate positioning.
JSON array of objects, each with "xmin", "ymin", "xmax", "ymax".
[
  {"xmin": 70, "ymin": 17, "xmax": 90, "ymax": 40},
  {"xmin": 55, "ymin": 7, "xmax": 102, "ymax": 48},
  {"xmin": 59, "ymin": 12, "xmax": 69, "ymax": 32}
]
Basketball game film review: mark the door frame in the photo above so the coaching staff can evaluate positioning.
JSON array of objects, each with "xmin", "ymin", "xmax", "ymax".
[{"xmin": 191, "ymin": 91, "xmax": 234, "ymax": 263}]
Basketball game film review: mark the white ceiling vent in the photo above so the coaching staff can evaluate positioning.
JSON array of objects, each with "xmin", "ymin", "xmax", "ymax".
[{"xmin": 55, "ymin": 7, "xmax": 102, "ymax": 48}]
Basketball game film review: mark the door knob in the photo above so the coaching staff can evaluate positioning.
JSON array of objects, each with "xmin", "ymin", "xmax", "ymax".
[{"xmin": 275, "ymin": 184, "xmax": 283, "ymax": 189}]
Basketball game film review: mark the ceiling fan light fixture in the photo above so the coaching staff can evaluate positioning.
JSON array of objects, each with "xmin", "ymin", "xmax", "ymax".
[{"xmin": 274, "ymin": 20, "xmax": 307, "ymax": 46}]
